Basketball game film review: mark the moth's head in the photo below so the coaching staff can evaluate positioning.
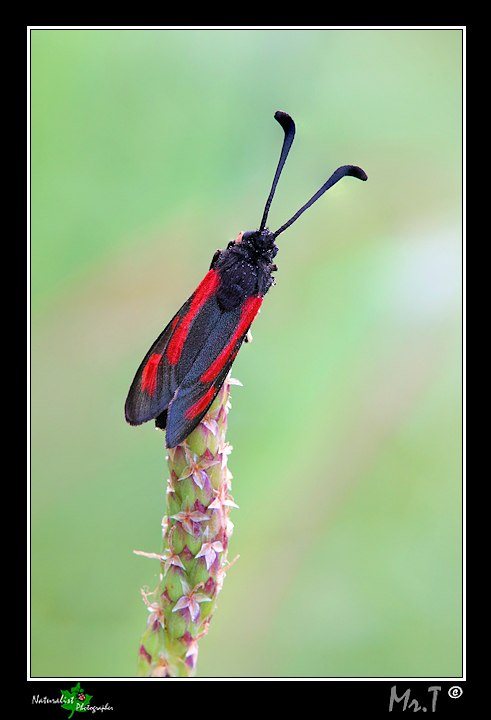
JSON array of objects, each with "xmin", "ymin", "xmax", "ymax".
[{"xmin": 237, "ymin": 229, "xmax": 278, "ymax": 256}]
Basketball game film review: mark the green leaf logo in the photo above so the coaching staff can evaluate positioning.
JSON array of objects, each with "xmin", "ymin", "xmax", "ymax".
[{"xmin": 60, "ymin": 682, "xmax": 93, "ymax": 719}]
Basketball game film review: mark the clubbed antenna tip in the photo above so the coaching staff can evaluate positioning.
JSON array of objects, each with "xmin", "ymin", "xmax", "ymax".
[{"xmin": 259, "ymin": 111, "xmax": 367, "ymax": 239}]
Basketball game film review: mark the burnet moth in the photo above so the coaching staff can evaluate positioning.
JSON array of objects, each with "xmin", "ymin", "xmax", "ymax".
[{"xmin": 125, "ymin": 111, "xmax": 367, "ymax": 447}]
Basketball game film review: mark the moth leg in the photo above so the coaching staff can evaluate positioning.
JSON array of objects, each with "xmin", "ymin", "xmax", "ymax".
[{"xmin": 209, "ymin": 249, "xmax": 222, "ymax": 270}]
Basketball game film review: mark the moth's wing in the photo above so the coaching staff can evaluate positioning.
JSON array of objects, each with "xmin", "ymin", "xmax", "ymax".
[
  {"xmin": 125, "ymin": 270, "xmax": 222, "ymax": 426},
  {"xmin": 164, "ymin": 295, "xmax": 262, "ymax": 447},
  {"xmin": 124, "ymin": 306, "xmax": 182, "ymax": 426}
]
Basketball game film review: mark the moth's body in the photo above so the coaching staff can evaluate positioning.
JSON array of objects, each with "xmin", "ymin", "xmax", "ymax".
[
  {"xmin": 211, "ymin": 229, "xmax": 278, "ymax": 311},
  {"xmin": 125, "ymin": 111, "xmax": 367, "ymax": 447}
]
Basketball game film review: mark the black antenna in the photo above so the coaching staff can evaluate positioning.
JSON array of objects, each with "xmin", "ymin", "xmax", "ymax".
[
  {"xmin": 273, "ymin": 164, "xmax": 368, "ymax": 239},
  {"xmin": 259, "ymin": 111, "xmax": 296, "ymax": 232},
  {"xmin": 259, "ymin": 111, "xmax": 368, "ymax": 239}
]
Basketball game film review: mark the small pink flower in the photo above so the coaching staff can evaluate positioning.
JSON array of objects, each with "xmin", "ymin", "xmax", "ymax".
[
  {"xmin": 208, "ymin": 481, "xmax": 239, "ymax": 512},
  {"xmin": 161, "ymin": 547, "xmax": 185, "ymax": 576},
  {"xmin": 171, "ymin": 508, "xmax": 209, "ymax": 535},
  {"xmin": 179, "ymin": 449, "xmax": 218, "ymax": 490},
  {"xmin": 194, "ymin": 528, "xmax": 224, "ymax": 570},
  {"xmin": 172, "ymin": 581, "xmax": 211, "ymax": 623}
]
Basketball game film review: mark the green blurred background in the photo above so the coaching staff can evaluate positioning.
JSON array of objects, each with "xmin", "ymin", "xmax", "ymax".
[{"xmin": 31, "ymin": 28, "xmax": 462, "ymax": 678}]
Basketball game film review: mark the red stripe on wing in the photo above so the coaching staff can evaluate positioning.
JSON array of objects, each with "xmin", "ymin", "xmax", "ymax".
[
  {"xmin": 166, "ymin": 269, "xmax": 220, "ymax": 366},
  {"xmin": 141, "ymin": 352, "xmax": 161, "ymax": 396},
  {"xmin": 200, "ymin": 295, "xmax": 263, "ymax": 384},
  {"xmin": 184, "ymin": 384, "xmax": 217, "ymax": 420}
]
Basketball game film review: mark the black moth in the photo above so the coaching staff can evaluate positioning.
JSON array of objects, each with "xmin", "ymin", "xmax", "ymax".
[{"xmin": 125, "ymin": 111, "xmax": 367, "ymax": 447}]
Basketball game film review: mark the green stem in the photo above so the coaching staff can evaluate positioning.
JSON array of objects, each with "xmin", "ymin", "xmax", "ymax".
[{"xmin": 135, "ymin": 375, "xmax": 240, "ymax": 677}]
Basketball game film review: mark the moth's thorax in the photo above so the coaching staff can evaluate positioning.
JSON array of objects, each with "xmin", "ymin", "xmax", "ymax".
[{"xmin": 213, "ymin": 229, "xmax": 278, "ymax": 311}]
